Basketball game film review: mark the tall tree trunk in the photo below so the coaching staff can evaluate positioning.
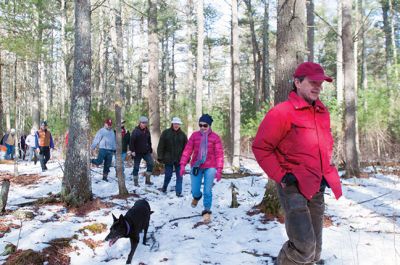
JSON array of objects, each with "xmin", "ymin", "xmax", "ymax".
[
  {"xmin": 60, "ymin": 0, "xmax": 68, "ymax": 118},
  {"xmin": 97, "ymin": 5, "xmax": 107, "ymax": 111},
  {"xmin": 337, "ymin": 0, "xmax": 344, "ymax": 105},
  {"xmin": 111, "ymin": 0, "xmax": 128, "ymax": 195},
  {"xmin": 306, "ymin": 0, "xmax": 315, "ymax": 62},
  {"xmin": 261, "ymin": 0, "xmax": 270, "ymax": 104},
  {"xmin": 171, "ymin": 31, "xmax": 176, "ymax": 105},
  {"xmin": 259, "ymin": 0, "xmax": 306, "ymax": 215},
  {"xmin": 186, "ymin": 0, "xmax": 194, "ymax": 135},
  {"xmin": 244, "ymin": 0, "xmax": 261, "ymax": 112},
  {"xmin": 231, "ymin": 0, "xmax": 241, "ymax": 169},
  {"xmin": 389, "ymin": 0, "xmax": 398, "ymax": 78},
  {"xmin": 40, "ymin": 59, "xmax": 48, "ymax": 120},
  {"xmin": 381, "ymin": 0, "xmax": 394, "ymax": 85},
  {"xmin": 137, "ymin": 16, "xmax": 145, "ymax": 104},
  {"xmin": 0, "ymin": 52, "xmax": 3, "ymax": 136},
  {"xmin": 195, "ymin": 0, "xmax": 204, "ymax": 120},
  {"xmin": 32, "ymin": 60, "xmax": 40, "ymax": 129},
  {"xmin": 343, "ymin": 0, "xmax": 360, "ymax": 178},
  {"xmin": 62, "ymin": 0, "xmax": 93, "ymax": 206},
  {"xmin": 359, "ymin": 0, "xmax": 368, "ymax": 91},
  {"xmin": 148, "ymin": 0, "xmax": 161, "ymax": 155}
]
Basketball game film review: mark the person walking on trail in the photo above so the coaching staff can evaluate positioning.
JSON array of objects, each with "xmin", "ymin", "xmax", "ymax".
[
  {"xmin": 252, "ymin": 62, "xmax": 342, "ymax": 265},
  {"xmin": 157, "ymin": 117, "xmax": 188, "ymax": 197},
  {"xmin": 91, "ymin": 119, "xmax": 116, "ymax": 181},
  {"xmin": 120, "ymin": 120, "xmax": 130, "ymax": 177},
  {"xmin": 3, "ymin": 129, "xmax": 17, "ymax": 160},
  {"xmin": 129, "ymin": 116, "xmax": 154, "ymax": 187},
  {"xmin": 25, "ymin": 129, "xmax": 37, "ymax": 163},
  {"xmin": 179, "ymin": 114, "xmax": 224, "ymax": 223},
  {"xmin": 35, "ymin": 121, "xmax": 55, "ymax": 172}
]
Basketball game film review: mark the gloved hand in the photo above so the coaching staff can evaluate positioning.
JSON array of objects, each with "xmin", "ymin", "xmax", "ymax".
[
  {"xmin": 215, "ymin": 168, "xmax": 222, "ymax": 182},
  {"xmin": 179, "ymin": 165, "xmax": 185, "ymax": 176},
  {"xmin": 131, "ymin": 151, "xmax": 136, "ymax": 158},
  {"xmin": 281, "ymin": 173, "xmax": 297, "ymax": 187}
]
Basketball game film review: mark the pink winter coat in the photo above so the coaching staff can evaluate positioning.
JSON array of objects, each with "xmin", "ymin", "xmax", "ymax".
[{"xmin": 180, "ymin": 130, "xmax": 224, "ymax": 170}]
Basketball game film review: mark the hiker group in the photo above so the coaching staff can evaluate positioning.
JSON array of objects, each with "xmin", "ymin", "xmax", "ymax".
[
  {"xmin": 90, "ymin": 113, "xmax": 223, "ymax": 223},
  {"xmin": 0, "ymin": 62, "xmax": 343, "ymax": 264},
  {"xmin": 1, "ymin": 121, "xmax": 54, "ymax": 172}
]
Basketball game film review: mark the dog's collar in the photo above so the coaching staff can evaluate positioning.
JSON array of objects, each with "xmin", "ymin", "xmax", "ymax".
[{"xmin": 125, "ymin": 219, "xmax": 131, "ymax": 236}]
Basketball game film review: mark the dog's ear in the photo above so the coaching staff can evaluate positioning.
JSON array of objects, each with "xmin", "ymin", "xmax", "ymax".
[
  {"xmin": 112, "ymin": 213, "xmax": 118, "ymax": 222},
  {"xmin": 119, "ymin": 214, "xmax": 124, "ymax": 220}
]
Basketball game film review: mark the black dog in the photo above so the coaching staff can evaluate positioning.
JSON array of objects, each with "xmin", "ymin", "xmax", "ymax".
[{"xmin": 105, "ymin": 199, "xmax": 152, "ymax": 264}]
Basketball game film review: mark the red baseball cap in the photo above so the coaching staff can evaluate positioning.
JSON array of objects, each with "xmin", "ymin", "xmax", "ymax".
[
  {"xmin": 293, "ymin": 62, "xmax": 333, "ymax": 82},
  {"xmin": 105, "ymin": 119, "xmax": 112, "ymax": 126}
]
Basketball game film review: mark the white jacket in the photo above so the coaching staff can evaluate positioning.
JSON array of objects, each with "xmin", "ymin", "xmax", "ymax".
[{"xmin": 25, "ymin": 134, "xmax": 36, "ymax": 148}]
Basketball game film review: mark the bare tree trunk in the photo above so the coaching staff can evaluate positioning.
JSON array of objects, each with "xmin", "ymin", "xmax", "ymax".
[
  {"xmin": 40, "ymin": 60, "xmax": 48, "ymax": 120},
  {"xmin": 148, "ymin": 0, "xmax": 161, "ymax": 155},
  {"xmin": 231, "ymin": 0, "xmax": 241, "ymax": 169},
  {"xmin": 195, "ymin": 0, "xmax": 204, "ymax": 120},
  {"xmin": 111, "ymin": 0, "xmax": 128, "ymax": 195},
  {"xmin": 186, "ymin": 0, "xmax": 194, "ymax": 135},
  {"xmin": 32, "ymin": 60, "xmax": 40, "ymax": 129},
  {"xmin": 359, "ymin": 0, "xmax": 368, "ymax": 91},
  {"xmin": 62, "ymin": 0, "xmax": 93, "ymax": 206},
  {"xmin": 60, "ymin": 0, "xmax": 68, "ymax": 118},
  {"xmin": 171, "ymin": 31, "xmax": 177, "ymax": 105},
  {"xmin": 0, "ymin": 179, "xmax": 10, "ymax": 212},
  {"xmin": 259, "ymin": 0, "xmax": 306, "ymax": 215},
  {"xmin": 244, "ymin": 0, "xmax": 261, "ymax": 112},
  {"xmin": 343, "ymin": 0, "xmax": 360, "ymax": 178},
  {"xmin": 389, "ymin": 0, "xmax": 398, "ymax": 78},
  {"xmin": 381, "ymin": 0, "xmax": 394, "ymax": 85},
  {"xmin": 337, "ymin": 0, "xmax": 344, "ymax": 105},
  {"xmin": 261, "ymin": 0, "xmax": 270, "ymax": 104},
  {"xmin": 275, "ymin": 0, "xmax": 306, "ymax": 103},
  {"xmin": 0, "ymin": 51, "xmax": 3, "ymax": 136},
  {"xmin": 137, "ymin": 16, "xmax": 145, "ymax": 104},
  {"xmin": 97, "ymin": 5, "xmax": 107, "ymax": 111},
  {"xmin": 306, "ymin": 0, "xmax": 315, "ymax": 62}
]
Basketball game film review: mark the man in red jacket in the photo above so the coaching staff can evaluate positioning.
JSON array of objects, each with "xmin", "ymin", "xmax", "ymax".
[{"xmin": 252, "ymin": 62, "xmax": 342, "ymax": 265}]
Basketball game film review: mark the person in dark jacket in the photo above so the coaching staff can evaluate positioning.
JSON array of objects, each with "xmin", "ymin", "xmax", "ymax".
[
  {"xmin": 121, "ymin": 120, "xmax": 130, "ymax": 177},
  {"xmin": 157, "ymin": 117, "xmax": 188, "ymax": 197},
  {"xmin": 129, "ymin": 116, "xmax": 154, "ymax": 186}
]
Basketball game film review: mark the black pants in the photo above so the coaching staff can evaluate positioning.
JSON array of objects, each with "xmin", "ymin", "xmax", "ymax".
[{"xmin": 38, "ymin": 146, "xmax": 51, "ymax": 170}]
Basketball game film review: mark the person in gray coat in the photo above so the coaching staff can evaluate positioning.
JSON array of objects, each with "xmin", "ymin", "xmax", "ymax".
[{"xmin": 91, "ymin": 119, "xmax": 116, "ymax": 181}]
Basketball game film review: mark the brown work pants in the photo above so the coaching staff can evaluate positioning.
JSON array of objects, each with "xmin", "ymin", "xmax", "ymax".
[{"xmin": 275, "ymin": 183, "xmax": 325, "ymax": 265}]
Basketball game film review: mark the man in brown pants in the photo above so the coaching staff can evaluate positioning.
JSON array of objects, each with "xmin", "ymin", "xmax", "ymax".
[{"xmin": 252, "ymin": 62, "xmax": 343, "ymax": 264}]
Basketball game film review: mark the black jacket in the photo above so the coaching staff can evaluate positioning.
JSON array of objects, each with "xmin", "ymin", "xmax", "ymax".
[
  {"xmin": 129, "ymin": 126, "xmax": 152, "ymax": 154},
  {"xmin": 157, "ymin": 127, "xmax": 188, "ymax": 164},
  {"xmin": 122, "ymin": 130, "xmax": 130, "ymax": 153}
]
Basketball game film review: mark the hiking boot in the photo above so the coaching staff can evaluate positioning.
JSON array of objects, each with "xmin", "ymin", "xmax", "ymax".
[
  {"xmin": 176, "ymin": 193, "xmax": 183, "ymax": 197},
  {"xmin": 145, "ymin": 172, "xmax": 153, "ymax": 185},
  {"xmin": 102, "ymin": 173, "xmax": 108, "ymax": 182},
  {"xmin": 133, "ymin": 176, "xmax": 139, "ymax": 187},
  {"xmin": 202, "ymin": 210, "xmax": 212, "ymax": 223},
  {"xmin": 191, "ymin": 198, "xmax": 199, "ymax": 208}
]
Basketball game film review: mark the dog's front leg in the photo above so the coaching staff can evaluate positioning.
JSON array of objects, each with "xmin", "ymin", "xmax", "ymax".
[
  {"xmin": 126, "ymin": 236, "xmax": 139, "ymax": 264},
  {"xmin": 143, "ymin": 223, "xmax": 149, "ymax": 245}
]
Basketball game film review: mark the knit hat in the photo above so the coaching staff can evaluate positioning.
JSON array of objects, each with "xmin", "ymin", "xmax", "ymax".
[
  {"xmin": 171, "ymin": 117, "xmax": 182, "ymax": 125},
  {"xmin": 105, "ymin": 119, "xmax": 112, "ymax": 126},
  {"xmin": 41, "ymin": 120, "xmax": 48, "ymax": 126},
  {"xmin": 139, "ymin": 116, "xmax": 149, "ymax": 123},
  {"xmin": 10, "ymin": 128, "xmax": 16, "ymax": 134},
  {"xmin": 199, "ymin": 114, "xmax": 213, "ymax": 126}
]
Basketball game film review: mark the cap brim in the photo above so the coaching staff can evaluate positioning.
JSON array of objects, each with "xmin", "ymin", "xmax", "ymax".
[{"xmin": 308, "ymin": 74, "xmax": 333, "ymax": 82}]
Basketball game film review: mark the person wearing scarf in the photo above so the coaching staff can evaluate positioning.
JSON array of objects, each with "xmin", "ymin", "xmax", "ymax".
[{"xmin": 179, "ymin": 114, "xmax": 224, "ymax": 223}]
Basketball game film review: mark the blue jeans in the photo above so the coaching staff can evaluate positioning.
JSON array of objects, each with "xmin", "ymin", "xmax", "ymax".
[
  {"xmin": 162, "ymin": 162, "xmax": 182, "ymax": 195},
  {"xmin": 132, "ymin": 153, "xmax": 154, "ymax": 176},
  {"xmin": 191, "ymin": 168, "xmax": 216, "ymax": 211},
  {"xmin": 91, "ymin": 148, "xmax": 114, "ymax": 174},
  {"xmin": 5, "ymin": 144, "xmax": 14, "ymax": 160},
  {"xmin": 27, "ymin": 147, "xmax": 36, "ymax": 162}
]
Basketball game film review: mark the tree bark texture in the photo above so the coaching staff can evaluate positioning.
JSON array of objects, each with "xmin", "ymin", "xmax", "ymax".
[
  {"xmin": 195, "ymin": 0, "xmax": 204, "ymax": 120},
  {"xmin": 336, "ymin": 0, "xmax": 344, "ymax": 105},
  {"xmin": 62, "ymin": 0, "xmax": 93, "ymax": 206},
  {"xmin": 262, "ymin": 0, "xmax": 270, "ymax": 104},
  {"xmin": 343, "ymin": 0, "xmax": 360, "ymax": 177},
  {"xmin": 148, "ymin": 0, "xmax": 161, "ymax": 155},
  {"xmin": 275, "ymin": 0, "xmax": 306, "ymax": 104},
  {"xmin": 231, "ymin": 0, "xmax": 241, "ymax": 169},
  {"xmin": 306, "ymin": 0, "xmax": 315, "ymax": 62},
  {"xmin": 0, "ymin": 179, "xmax": 10, "ymax": 212},
  {"xmin": 0, "ymin": 52, "xmax": 3, "ymax": 136}
]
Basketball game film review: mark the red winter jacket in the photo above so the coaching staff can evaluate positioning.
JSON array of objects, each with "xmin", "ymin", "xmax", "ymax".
[
  {"xmin": 252, "ymin": 91, "xmax": 342, "ymax": 200},
  {"xmin": 180, "ymin": 130, "xmax": 224, "ymax": 170}
]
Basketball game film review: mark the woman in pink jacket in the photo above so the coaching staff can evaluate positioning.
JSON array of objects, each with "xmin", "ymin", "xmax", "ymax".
[{"xmin": 179, "ymin": 114, "xmax": 224, "ymax": 223}]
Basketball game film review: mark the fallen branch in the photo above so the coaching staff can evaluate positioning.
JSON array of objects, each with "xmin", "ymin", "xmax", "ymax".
[
  {"xmin": 357, "ymin": 191, "xmax": 392, "ymax": 205},
  {"xmin": 241, "ymin": 250, "xmax": 276, "ymax": 259},
  {"xmin": 169, "ymin": 214, "xmax": 202, "ymax": 223}
]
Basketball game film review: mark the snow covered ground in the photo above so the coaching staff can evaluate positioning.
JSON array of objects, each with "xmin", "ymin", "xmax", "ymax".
[{"xmin": 0, "ymin": 159, "xmax": 399, "ymax": 265}]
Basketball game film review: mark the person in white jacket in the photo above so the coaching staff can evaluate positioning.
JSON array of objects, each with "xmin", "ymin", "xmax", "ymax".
[{"xmin": 25, "ymin": 128, "xmax": 37, "ymax": 163}]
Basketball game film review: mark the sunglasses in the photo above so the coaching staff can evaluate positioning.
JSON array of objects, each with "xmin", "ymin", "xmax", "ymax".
[{"xmin": 199, "ymin": 123, "xmax": 209, "ymax": 128}]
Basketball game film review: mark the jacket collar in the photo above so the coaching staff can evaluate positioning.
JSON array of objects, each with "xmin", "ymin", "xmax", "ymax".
[{"xmin": 288, "ymin": 91, "xmax": 326, "ymax": 112}]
